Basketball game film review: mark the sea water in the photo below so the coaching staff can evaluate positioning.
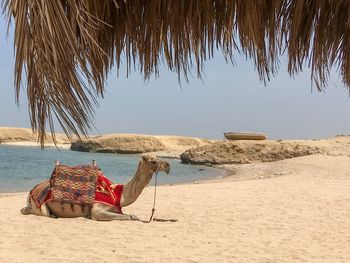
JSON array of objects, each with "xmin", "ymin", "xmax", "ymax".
[{"xmin": 0, "ymin": 145, "xmax": 222, "ymax": 192}]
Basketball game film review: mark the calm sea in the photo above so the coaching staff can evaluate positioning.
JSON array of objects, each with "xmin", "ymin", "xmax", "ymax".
[{"xmin": 0, "ymin": 145, "xmax": 222, "ymax": 193}]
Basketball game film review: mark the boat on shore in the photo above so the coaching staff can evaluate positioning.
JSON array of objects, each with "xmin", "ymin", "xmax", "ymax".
[{"xmin": 224, "ymin": 132, "xmax": 267, "ymax": 141}]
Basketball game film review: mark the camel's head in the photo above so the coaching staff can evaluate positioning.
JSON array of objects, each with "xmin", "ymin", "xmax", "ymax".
[{"xmin": 141, "ymin": 155, "xmax": 170, "ymax": 175}]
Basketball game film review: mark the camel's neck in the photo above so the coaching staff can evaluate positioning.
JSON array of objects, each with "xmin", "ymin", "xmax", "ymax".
[{"xmin": 120, "ymin": 161, "xmax": 154, "ymax": 207}]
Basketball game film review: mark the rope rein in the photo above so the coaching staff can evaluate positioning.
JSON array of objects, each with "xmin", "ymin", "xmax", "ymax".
[{"xmin": 147, "ymin": 171, "xmax": 158, "ymax": 223}]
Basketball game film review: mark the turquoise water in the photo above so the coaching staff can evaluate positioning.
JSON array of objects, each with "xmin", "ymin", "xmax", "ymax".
[{"xmin": 0, "ymin": 145, "xmax": 222, "ymax": 192}]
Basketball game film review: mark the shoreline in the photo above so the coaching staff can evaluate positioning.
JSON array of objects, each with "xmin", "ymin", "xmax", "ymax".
[
  {"xmin": 1, "ymin": 141, "xmax": 71, "ymax": 149},
  {"xmin": 2, "ymin": 134, "xmax": 350, "ymax": 187},
  {"xmin": 0, "ymin": 143, "xmax": 227, "ymax": 194}
]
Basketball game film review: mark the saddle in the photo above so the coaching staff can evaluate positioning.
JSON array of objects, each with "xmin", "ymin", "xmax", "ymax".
[
  {"xmin": 30, "ymin": 161, "xmax": 124, "ymax": 213},
  {"xmin": 50, "ymin": 164, "xmax": 99, "ymax": 205}
]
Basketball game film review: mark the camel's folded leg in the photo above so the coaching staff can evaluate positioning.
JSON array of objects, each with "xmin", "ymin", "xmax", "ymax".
[
  {"xmin": 21, "ymin": 194, "xmax": 33, "ymax": 215},
  {"xmin": 91, "ymin": 203, "xmax": 138, "ymax": 221},
  {"xmin": 21, "ymin": 195, "xmax": 51, "ymax": 217},
  {"xmin": 21, "ymin": 206, "xmax": 32, "ymax": 215}
]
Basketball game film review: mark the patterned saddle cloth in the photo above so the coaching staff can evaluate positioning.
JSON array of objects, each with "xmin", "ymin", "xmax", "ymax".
[{"xmin": 50, "ymin": 165, "xmax": 99, "ymax": 205}]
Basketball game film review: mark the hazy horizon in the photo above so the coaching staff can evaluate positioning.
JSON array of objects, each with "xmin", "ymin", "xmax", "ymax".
[{"xmin": 1, "ymin": 17, "xmax": 350, "ymax": 141}]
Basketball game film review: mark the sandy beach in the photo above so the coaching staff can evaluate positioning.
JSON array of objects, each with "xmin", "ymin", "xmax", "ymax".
[{"xmin": 1, "ymin": 152, "xmax": 350, "ymax": 262}]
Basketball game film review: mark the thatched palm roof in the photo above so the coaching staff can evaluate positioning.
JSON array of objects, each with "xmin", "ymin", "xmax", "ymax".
[{"xmin": 2, "ymin": 0, "xmax": 350, "ymax": 145}]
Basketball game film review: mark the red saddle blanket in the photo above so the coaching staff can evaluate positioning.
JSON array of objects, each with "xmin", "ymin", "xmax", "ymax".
[
  {"xmin": 30, "ymin": 165, "xmax": 123, "ymax": 213},
  {"xmin": 95, "ymin": 174, "xmax": 124, "ymax": 214}
]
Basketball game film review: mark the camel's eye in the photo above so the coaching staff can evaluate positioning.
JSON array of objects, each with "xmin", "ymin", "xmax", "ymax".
[{"xmin": 151, "ymin": 160, "xmax": 158, "ymax": 165}]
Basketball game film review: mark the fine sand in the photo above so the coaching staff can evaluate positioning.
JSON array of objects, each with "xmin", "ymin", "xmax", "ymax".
[{"xmin": 1, "ymin": 153, "xmax": 350, "ymax": 262}]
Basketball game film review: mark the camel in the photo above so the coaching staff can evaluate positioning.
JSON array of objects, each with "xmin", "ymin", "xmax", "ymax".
[{"xmin": 20, "ymin": 155, "xmax": 170, "ymax": 221}]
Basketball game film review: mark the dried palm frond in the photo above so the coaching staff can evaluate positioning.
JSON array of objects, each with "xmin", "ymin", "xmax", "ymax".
[{"xmin": 2, "ymin": 0, "xmax": 350, "ymax": 145}]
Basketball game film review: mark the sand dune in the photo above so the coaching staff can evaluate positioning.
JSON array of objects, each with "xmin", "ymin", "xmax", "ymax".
[
  {"xmin": 0, "ymin": 127, "xmax": 71, "ymax": 148},
  {"xmin": 1, "ymin": 153, "xmax": 350, "ymax": 262}
]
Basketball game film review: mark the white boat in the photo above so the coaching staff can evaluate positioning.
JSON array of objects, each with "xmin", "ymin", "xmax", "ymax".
[{"xmin": 224, "ymin": 132, "xmax": 267, "ymax": 141}]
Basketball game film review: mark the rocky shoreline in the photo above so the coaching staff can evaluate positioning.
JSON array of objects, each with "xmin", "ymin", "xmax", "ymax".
[
  {"xmin": 180, "ymin": 140, "xmax": 321, "ymax": 165},
  {"xmin": 70, "ymin": 134, "xmax": 212, "ymax": 156},
  {"xmin": 2, "ymin": 127, "xmax": 350, "ymax": 166},
  {"xmin": 72, "ymin": 134, "xmax": 350, "ymax": 166}
]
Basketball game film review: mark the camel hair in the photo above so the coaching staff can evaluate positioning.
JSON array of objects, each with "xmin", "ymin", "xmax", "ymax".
[{"xmin": 21, "ymin": 155, "xmax": 170, "ymax": 221}]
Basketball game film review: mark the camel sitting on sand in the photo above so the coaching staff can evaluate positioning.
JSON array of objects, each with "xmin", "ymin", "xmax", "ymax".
[{"xmin": 21, "ymin": 156, "xmax": 170, "ymax": 221}]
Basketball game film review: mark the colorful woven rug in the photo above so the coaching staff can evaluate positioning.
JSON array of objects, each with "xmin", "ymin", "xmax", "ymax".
[{"xmin": 50, "ymin": 165, "xmax": 99, "ymax": 205}]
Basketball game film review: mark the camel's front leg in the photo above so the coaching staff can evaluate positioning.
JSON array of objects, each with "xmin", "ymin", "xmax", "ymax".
[{"xmin": 91, "ymin": 203, "xmax": 138, "ymax": 221}]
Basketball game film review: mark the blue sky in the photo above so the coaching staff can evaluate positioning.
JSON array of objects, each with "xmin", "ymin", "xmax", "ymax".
[{"xmin": 1, "ymin": 17, "xmax": 350, "ymax": 140}]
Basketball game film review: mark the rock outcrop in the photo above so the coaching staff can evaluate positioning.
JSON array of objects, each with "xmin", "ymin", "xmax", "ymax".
[
  {"xmin": 71, "ymin": 135, "xmax": 167, "ymax": 154},
  {"xmin": 71, "ymin": 134, "xmax": 212, "ymax": 155},
  {"xmin": 180, "ymin": 140, "xmax": 323, "ymax": 165}
]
